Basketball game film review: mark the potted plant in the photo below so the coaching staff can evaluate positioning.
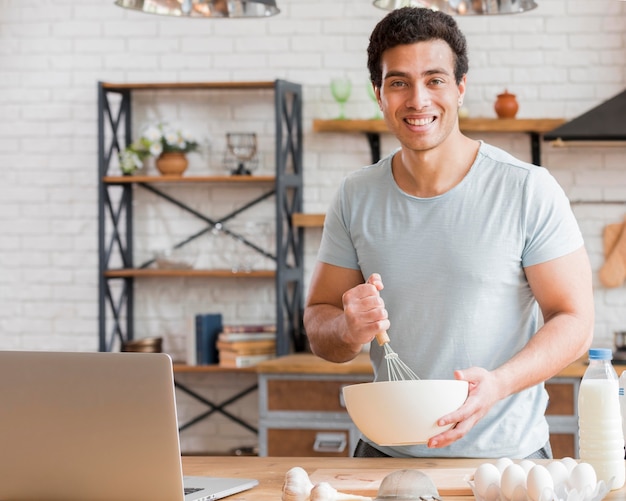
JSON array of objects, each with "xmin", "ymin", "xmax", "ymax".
[{"xmin": 118, "ymin": 122, "xmax": 200, "ymax": 176}]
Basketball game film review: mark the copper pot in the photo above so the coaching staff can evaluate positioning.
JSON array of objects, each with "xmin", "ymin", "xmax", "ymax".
[{"xmin": 494, "ymin": 90, "xmax": 519, "ymax": 119}]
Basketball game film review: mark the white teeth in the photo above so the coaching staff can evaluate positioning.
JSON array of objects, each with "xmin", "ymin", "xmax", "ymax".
[{"xmin": 406, "ymin": 117, "xmax": 434, "ymax": 126}]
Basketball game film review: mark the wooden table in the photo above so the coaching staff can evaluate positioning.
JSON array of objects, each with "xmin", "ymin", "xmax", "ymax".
[{"xmin": 182, "ymin": 456, "xmax": 626, "ymax": 500}]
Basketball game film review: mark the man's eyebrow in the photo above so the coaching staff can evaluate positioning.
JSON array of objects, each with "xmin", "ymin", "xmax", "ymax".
[{"xmin": 383, "ymin": 68, "xmax": 452, "ymax": 80}]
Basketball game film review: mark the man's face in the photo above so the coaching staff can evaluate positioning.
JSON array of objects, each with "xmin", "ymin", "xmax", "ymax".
[{"xmin": 376, "ymin": 40, "xmax": 466, "ymax": 154}]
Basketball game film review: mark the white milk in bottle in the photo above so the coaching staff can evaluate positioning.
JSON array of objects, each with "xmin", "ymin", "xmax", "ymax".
[{"xmin": 578, "ymin": 348, "xmax": 625, "ymax": 489}]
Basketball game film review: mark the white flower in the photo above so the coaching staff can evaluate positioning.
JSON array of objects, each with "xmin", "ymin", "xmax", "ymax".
[
  {"xmin": 164, "ymin": 129, "xmax": 180, "ymax": 147},
  {"xmin": 119, "ymin": 149, "xmax": 143, "ymax": 174},
  {"xmin": 143, "ymin": 125, "xmax": 162, "ymax": 142},
  {"xmin": 149, "ymin": 142, "xmax": 163, "ymax": 156}
]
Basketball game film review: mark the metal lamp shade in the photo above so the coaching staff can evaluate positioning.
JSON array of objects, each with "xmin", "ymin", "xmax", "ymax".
[
  {"xmin": 372, "ymin": 0, "xmax": 538, "ymax": 15},
  {"xmin": 114, "ymin": 0, "xmax": 280, "ymax": 18}
]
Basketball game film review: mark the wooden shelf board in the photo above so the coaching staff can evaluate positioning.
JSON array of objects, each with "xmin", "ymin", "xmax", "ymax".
[
  {"xmin": 104, "ymin": 268, "xmax": 276, "ymax": 278},
  {"xmin": 313, "ymin": 117, "xmax": 566, "ymax": 134},
  {"xmin": 460, "ymin": 117, "xmax": 566, "ymax": 133},
  {"xmin": 104, "ymin": 175, "xmax": 275, "ymax": 184},
  {"xmin": 313, "ymin": 118, "xmax": 389, "ymax": 133},
  {"xmin": 101, "ymin": 81, "xmax": 277, "ymax": 91},
  {"xmin": 292, "ymin": 213, "xmax": 325, "ymax": 227}
]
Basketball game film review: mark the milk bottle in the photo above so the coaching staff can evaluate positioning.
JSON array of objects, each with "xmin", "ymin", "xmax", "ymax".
[{"xmin": 578, "ymin": 348, "xmax": 625, "ymax": 489}]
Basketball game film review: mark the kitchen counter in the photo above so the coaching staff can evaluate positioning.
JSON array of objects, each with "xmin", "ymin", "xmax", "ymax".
[
  {"xmin": 182, "ymin": 456, "xmax": 626, "ymax": 500},
  {"xmin": 256, "ymin": 352, "xmax": 587, "ymax": 378},
  {"xmin": 256, "ymin": 354, "xmax": 588, "ymax": 458},
  {"xmin": 256, "ymin": 352, "xmax": 373, "ymax": 375}
]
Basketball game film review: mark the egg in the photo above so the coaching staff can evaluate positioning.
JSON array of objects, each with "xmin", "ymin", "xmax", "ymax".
[
  {"xmin": 519, "ymin": 459, "xmax": 536, "ymax": 474},
  {"xmin": 568, "ymin": 462, "xmax": 597, "ymax": 493},
  {"xmin": 473, "ymin": 462, "xmax": 501, "ymax": 501},
  {"xmin": 546, "ymin": 460, "xmax": 569, "ymax": 490},
  {"xmin": 526, "ymin": 465, "xmax": 555, "ymax": 501},
  {"xmin": 560, "ymin": 457, "xmax": 578, "ymax": 474},
  {"xmin": 495, "ymin": 457, "xmax": 514, "ymax": 473},
  {"xmin": 500, "ymin": 463, "xmax": 527, "ymax": 501}
]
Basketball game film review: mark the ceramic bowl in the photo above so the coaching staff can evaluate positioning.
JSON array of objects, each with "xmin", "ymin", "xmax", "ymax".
[{"xmin": 342, "ymin": 379, "xmax": 468, "ymax": 446}]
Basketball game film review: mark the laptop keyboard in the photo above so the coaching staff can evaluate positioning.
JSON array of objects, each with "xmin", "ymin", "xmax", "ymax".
[{"xmin": 184, "ymin": 487, "xmax": 204, "ymax": 495}]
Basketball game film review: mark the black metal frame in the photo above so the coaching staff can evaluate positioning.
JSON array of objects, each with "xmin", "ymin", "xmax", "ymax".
[
  {"xmin": 97, "ymin": 80, "xmax": 304, "ymax": 356},
  {"xmin": 174, "ymin": 380, "xmax": 258, "ymax": 434}
]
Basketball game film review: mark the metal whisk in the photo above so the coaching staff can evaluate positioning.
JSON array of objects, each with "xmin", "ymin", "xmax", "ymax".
[{"xmin": 376, "ymin": 331, "xmax": 420, "ymax": 381}]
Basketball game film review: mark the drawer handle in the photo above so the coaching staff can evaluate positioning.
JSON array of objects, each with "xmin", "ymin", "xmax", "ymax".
[{"xmin": 313, "ymin": 432, "xmax": 347, "ymax": 453}]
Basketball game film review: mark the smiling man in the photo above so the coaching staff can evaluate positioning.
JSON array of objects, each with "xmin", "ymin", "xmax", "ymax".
[{"xmin": 303, "ymin": 8, "xmax": 593, "ymax": 459}]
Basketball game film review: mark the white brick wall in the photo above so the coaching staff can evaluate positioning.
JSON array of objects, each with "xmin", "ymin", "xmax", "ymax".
[{"xmin": 1, "ymin": 0, "xmax": 626, "ymax": 453}]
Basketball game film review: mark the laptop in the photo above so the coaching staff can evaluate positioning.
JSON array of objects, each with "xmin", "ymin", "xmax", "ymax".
[{"xmin": 0, "ymin": 350, "xmax": 258, "ymax": 501}]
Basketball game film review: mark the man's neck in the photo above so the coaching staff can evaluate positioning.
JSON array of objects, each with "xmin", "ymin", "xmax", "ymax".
[{"xmin": 391, "ymin": 136, "xmax": 480, "ymax": 198}]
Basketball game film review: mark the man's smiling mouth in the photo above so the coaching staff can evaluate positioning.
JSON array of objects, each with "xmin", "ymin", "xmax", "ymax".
[{"xmin": 405, "ymin": 117, "xmax": 436, "ymax": 126}]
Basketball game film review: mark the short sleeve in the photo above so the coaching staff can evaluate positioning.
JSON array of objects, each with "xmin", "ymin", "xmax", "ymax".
[
  {"xmin": 316, "ymin": 178, "xmax": 361, "ymax": 270},
  {"xmin": 521, "ymin": 167, "xmax": 583, "ymax": 267}
]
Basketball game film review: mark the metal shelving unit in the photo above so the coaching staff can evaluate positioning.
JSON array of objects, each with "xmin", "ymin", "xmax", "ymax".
[{"xmin": 97, "ymin": 80, "xmax": 305, "ymax": 357}]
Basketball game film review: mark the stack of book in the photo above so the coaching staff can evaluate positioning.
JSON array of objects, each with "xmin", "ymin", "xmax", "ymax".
[{"xmin": 217, "ymin": 324, "xmax": 277, "ymax": 368}]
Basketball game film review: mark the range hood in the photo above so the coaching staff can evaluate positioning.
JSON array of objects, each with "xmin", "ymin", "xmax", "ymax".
[{"xmin": 544, "ymin": 89, "xmax": 626, "ymax": 142}]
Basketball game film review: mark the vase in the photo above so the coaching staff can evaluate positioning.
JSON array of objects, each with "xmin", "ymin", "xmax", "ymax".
[
  {"xmin": 156, "ymin": 152, "xmax": 188, "ymax": 176},
  {"xmin": 494, "ymin": 90, "xmax": 519, "ymax": 119}
]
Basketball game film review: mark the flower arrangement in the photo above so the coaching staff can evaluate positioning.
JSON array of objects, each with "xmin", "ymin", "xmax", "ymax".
[{"xmin": 118, "ymin": 122, "xmax": 200, "ymax": 174}]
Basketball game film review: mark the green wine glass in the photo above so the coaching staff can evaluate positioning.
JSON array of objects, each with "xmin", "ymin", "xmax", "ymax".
[{"xmin": 330, "ymin": 77, "xmax": 352, "ymax": 120}]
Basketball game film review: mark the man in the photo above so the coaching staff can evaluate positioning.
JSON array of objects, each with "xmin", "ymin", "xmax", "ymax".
[{"xmin": 303, "ymin": 7, "xmax": 593, "ymax": 459}]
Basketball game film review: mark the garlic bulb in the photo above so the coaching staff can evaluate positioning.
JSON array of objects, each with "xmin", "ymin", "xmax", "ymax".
[
  {"xmin": 282, "ymin": 466, "xmax": 314, "ymax": 501},
  {"xmin": 310, "ymin": 482, "xmax": 372, "ymax": 501}
]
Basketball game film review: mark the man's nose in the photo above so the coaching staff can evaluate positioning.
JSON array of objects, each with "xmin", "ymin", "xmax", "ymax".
[{"xmin": 406, "ymin": 84, "xmax": 431, "ymax": 109}]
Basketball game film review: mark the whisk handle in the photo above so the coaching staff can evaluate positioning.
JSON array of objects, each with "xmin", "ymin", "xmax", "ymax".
[{"xmin": 375, "ymin": 331, "xmax": 390, "ymax": 346}]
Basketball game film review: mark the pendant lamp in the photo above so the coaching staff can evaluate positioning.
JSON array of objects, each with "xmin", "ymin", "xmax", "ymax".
[
  {"xmin": 114, "ymin": 0, "xmax": 280, "ymax": 18},
  {"xmin": 373, "ymin": 0, "xmax": 538, "ymax": 15}
]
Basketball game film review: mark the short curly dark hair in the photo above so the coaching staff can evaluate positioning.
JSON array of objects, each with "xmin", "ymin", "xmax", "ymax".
[{"xmin": 367, "ymin": 7, "xmax": 469, "ymax": 88}]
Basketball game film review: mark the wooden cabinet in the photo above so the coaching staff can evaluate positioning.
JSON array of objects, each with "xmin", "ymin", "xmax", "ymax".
[
  {"xmin": 257, "ymin": 353, "xmax": 372, "ymax": 457},
  {"xmin": 258, "ymin": 354, "xmax": 585, "ymax": 459},
  {"xmin": 545, "ymin": 378, "xmax": 579, "ymax": 458}
]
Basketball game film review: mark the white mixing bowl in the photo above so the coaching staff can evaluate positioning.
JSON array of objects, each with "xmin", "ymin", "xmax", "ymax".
[{"xmin": 342, "ymin": 379, "xmax": 469, "ymax": 446}]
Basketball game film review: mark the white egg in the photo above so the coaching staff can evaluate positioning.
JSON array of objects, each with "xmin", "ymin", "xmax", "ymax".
[
  {"xmin": 473, "ymin": 462, "xmax": 501, "ymax": 500},
  {"xmin": 560, "ymin": 457, "xmax": 578, "ymax": 473},
  {"xmin": 527, "ymin": 465, "xmax": 555, "ymax": 501},
  {"xmin": 501, "ymin": 463, "xmax": 527, "ymax": 501},
  {"xmin": 546, "ymin": 460, "xmax": 569, "ymax": 489},
  {"xmin": 495, "ymin": 457, "xmax": 514, "ymax": 473},
  {"xmin": 568, "ymin": 462, "xmax": 597, "ymax": 493},
  {"xmin": 519, "ymin": 459, "xmax": 536, "ymax": 474}
]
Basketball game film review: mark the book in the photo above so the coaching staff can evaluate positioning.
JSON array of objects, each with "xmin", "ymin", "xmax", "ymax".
[
  {"xmin": 195, "ymin": 313, "xmax": 223, "ymax": 365},
  {"xmin": 218, "ymin": 352, "xmax": 276, "ymax": 368},
  {"xmin": 185, "ymin": 316, "xmax": 197, "ymax": 366},
  {"xmin": 222, "ymin": 324, "xmax": 276, "ymax": 333},
  {"xmin": 216, "ymin": 339, "xmax": 276, "ymax": 356},
  {"xmin": 218, "ymin": 331, "xmax": 277, "ymax": 342}
]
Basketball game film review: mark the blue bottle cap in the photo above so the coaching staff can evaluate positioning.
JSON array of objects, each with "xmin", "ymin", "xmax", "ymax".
[{"xmin": 589, "ymin": 348, "xmax": 613, "ymax": 360}]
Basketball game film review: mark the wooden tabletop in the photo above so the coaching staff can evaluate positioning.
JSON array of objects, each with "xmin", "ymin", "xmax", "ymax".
[{"xmin": 182, "ymin": 456, "xmax": 626, "ymax": 500}]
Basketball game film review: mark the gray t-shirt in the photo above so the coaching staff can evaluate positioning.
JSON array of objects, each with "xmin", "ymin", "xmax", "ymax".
[{"xmin": 318, "ymin": 142, "xmax": 584, "ymax": 458}]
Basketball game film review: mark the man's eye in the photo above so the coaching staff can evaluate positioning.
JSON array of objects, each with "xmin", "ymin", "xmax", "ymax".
[{"xmin": 390, "ymin": 80, "xmax": 407, "ymax": 87}]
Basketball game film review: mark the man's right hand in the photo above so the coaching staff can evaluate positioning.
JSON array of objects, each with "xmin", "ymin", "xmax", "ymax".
[{"xmin": 341, "ymin": 273, "xmax": 390, "ymax": 346}]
